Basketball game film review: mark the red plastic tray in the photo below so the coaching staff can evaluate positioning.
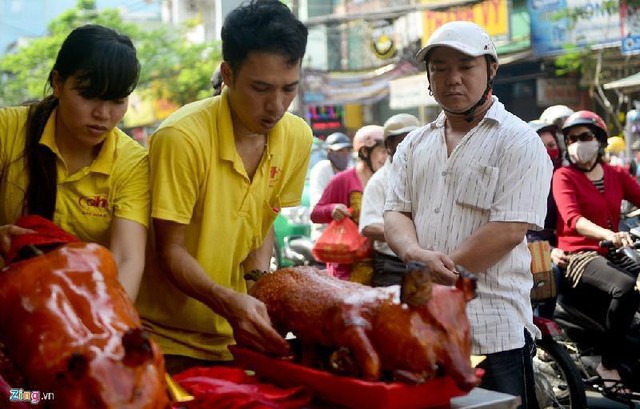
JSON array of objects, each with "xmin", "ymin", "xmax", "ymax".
[{"xmin": 229, "ymin": 345, "xmax": 479, "ymax": 409}]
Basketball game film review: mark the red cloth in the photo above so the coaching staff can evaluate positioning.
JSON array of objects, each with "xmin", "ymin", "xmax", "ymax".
[
  {"xmin": 5, "ymin": 215, "xmax": 80, "ymax": 264},
  {"xmin": 553, "ymin": 163, "xmax": 640, "ymax": 253},
  {"xmin": 172, "ymin": 366, "xmax": 312, "ymax": 409}
]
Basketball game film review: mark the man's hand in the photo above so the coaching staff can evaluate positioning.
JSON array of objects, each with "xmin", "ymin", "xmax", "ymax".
[
  {"xmin": 331, "ymin": 204, "xmax": 351, "ymax": 221},
  {"xmin": 224, "ymin": 291, "xmax": 290, "ymax": 356},
  {"xmin": 0, "ymin": 225, "xmax": 35, "ymax": 258},
  {"xmin": 550, "ymin": 247, "xmax": 569, "ymax": 269},
  {"xmin": 406, "ymin": 247, "xmax": 458, "ymax": 285}
]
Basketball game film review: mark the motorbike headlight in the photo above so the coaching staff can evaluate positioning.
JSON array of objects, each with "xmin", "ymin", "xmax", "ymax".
[{"xmin": 280, "ymin": 206, "xmax": 310, "ymax": 225}]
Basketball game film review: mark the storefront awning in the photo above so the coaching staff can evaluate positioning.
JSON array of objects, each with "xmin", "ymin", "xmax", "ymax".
[
  {"xmin": 499, "ymin": 49, "xmax": 534, "ymax": 66},
  {"xmin": 603, "ymin": 72, "xmax": 640, "ymax": 92}
]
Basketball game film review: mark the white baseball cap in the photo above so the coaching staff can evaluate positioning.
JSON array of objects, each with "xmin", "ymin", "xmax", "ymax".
[
  {"xmin": 383, "ymin": 113, "xmax": 420, "ymax": 142},
  {"xmin": 416, "ymin": 21, "xmax": 498, "ymax": 63}
]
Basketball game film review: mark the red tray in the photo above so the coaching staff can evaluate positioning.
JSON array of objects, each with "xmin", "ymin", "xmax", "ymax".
[{"xmin": 229, "ymin": 345, "xmax": 480, "ymax": 409}]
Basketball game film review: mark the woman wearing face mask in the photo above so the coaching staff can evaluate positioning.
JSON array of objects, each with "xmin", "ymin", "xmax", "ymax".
[{"xmin": 552, "ymin": 110, "xmax": 640, "ymax": 393}]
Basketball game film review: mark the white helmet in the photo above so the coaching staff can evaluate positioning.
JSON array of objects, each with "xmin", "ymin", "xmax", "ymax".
[
  {"xmin": 416, "ymin": 21, "xmax": 498, "ymax": 63},
  {"xmin": 540, "ymin": 105, "xmax": 574, "ymax": 126}
]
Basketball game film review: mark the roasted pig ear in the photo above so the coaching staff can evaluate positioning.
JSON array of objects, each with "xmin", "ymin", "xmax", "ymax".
[
  {"xmin": 454, "ymin": 266, "xmax": 478, "ymax": 302},
  {"xmin": 122, "ymin": 327, "xmax": 154, "ymax": 367},
  {"xmin": 67, "ymin": 353, "xmax": 89, "ymax": 380},
  {"xmin": 401, "ymin": 261, "xmax": 433, "ymax": 308}
]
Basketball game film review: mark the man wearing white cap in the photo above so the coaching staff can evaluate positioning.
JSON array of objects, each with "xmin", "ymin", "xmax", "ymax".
[
  {"xmin": 384, "ymin": 21, "xmax": 552, "ymax": 407},
  {"xmin": 359, "ymin": 113, "xmax": 420, "ymax": 286}
]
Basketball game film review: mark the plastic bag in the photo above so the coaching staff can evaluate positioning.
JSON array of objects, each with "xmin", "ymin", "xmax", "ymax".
[{"xmin": 312, "ymin": 217, "xmax": 372, "ymax": 264}]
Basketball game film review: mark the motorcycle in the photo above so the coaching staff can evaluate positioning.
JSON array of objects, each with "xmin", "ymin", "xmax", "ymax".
[
  {"xmin": 551, "ymin": 227, "xmax": 640, "ymax": 408},
  {"xmin": 532, "ymin": 305, "xmax": 588, "ymax": 408},
  {"xmin": 281, "ymin": 235, "xmax": 325, "ymax": 268}
]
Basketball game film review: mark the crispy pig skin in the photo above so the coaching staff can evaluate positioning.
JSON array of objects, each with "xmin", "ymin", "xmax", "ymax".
[
  {"xmin": 249, "ymin": 267, "xmax": 480, "ymax": 390},
  {"xmin": 0, "ymin": 242, "xmax": 170, "ymax": 409}
]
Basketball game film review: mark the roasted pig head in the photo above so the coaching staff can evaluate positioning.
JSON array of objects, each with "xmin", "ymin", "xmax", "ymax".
[{"xmin": 0, "ymin": 242, "xmax": 170, "ymax": 409}]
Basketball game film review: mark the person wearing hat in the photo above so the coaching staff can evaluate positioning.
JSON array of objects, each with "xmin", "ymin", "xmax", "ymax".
[
  {"xmin": 539, "ymin": 105, "xmax": 574, "ymax": 159},
  {"xmin": 309, "ymin": 132, "xmax": 353, "ymax": 240},
  {"xmin": 359, "ymin": 114, "xmax": 420, "ymax": 287},
  {"xmin": 383, "ymin": 21, "xmax": 552, "ymax": 407},
  {"xmin": 311, "ymin": 125, "xmax": 387, "ymax": 281}
]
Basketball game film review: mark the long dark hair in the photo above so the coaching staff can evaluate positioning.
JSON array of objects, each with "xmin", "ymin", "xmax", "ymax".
[{"xmin": 25, "ymin": 24, "xmax": 140, "ymax": 219}]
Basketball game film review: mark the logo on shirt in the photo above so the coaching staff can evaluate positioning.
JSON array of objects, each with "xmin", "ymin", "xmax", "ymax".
[
  {"xmin": 78, "ymin": 195, "xmax": 110, "ymax": 218},
  {"xmin": 269, "ymin": 166, "xmax": 281, "ymax": 187}
]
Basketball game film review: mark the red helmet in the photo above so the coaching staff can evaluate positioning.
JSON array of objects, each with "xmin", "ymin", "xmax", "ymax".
[{"xmin": 562, "ymin": 110, "xmax": 608, "ymax": 142}]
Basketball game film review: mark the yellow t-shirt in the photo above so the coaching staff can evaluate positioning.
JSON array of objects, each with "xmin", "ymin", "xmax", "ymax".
[
  {"xmin": 136, "ymin": 88, "xmax": 312, "ymax": 361},
  {"xmin": 0, "ymin": 106, "xmax": 150, "ymax": 247}
]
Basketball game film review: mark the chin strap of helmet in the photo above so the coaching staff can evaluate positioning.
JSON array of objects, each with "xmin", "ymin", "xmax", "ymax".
[
  {"xmin": 358, "ymin": 146, "xmax": 377, "ymax": 173},
  {"xmin": 570, "ymin": 160, "xmax": 600, "ymax": 173}
]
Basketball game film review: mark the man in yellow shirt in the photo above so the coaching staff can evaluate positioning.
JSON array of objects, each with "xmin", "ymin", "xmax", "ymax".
[{"xmin": 135, "ymin": 0, "xmax": 312, "ymax": 374}]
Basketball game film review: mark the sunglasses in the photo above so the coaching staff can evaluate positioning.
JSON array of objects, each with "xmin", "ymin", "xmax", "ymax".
[{"xmin": 566, "ymin": 131, "xmax": 596, "ymax": 144}]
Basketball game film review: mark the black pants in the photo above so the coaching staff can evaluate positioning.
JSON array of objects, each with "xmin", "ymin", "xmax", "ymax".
[
  {"xmin": 371, "ymin": 250, "xmax": 406, "ymax": 287},
  {"xmin": 478, "ymin": 330, "xmax": 539, "ymax": 409},
  {"xmin": 565, "ymin": 255, "xmax": 640, "ymax": 369}
]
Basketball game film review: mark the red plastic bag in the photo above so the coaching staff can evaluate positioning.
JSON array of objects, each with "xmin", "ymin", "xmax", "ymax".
[{"xmin": 312, "ymin": 217, "xmax": 372, "ymax": 264}]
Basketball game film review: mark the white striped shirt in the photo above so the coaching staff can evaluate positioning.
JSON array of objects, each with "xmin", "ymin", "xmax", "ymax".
[
  {"xmin": 359, "ymin": 162, "xmax": 395, "ymax": 256},
  {"xmin": 384, "ymin": 97, "xmax": 553, "ymax": 354}
]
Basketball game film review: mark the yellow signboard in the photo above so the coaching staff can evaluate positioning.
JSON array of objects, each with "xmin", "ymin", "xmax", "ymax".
[{"xmin": 421, "ymin": 0, "xmax": 509, "ymax": 46}]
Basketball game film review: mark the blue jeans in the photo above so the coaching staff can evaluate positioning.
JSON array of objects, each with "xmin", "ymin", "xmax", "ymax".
[{"xmin": 478, "ymin": 330, "xmax": 539, "ymax": 409}]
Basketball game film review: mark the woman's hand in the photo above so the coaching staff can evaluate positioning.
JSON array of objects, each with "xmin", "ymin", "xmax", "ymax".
[
  {"xmin": 331, "ymin": 204, "xmax": 351, "ymax": 221},
  {"xmin": 0, "ymin": 224, "xmax": 36, "ymax": 258},
  {"xmin": 605, "ymin": 231, "xmax": 634, "ymax": 248},
  {"xmin": 550, "ymin": 247, "xmax": 569, "ymax": 268}
]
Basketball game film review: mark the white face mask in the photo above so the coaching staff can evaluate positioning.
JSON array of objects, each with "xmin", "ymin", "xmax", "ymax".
[{"xmin": 567, "ymin": 140, "xmax": 600, "ymax": 165}]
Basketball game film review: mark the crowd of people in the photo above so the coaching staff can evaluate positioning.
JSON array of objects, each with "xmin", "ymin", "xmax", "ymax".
[{"xmin": 1, "ymin": 0, "xmax": 640, "ymax": 406}]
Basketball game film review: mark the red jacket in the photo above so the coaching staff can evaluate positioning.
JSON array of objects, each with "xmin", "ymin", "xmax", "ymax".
[{"xmin": 553, "ymin": 163, "xmax": 640, "ymax": 253}]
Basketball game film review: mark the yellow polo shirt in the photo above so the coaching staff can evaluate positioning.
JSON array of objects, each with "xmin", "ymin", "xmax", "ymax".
[
  {"xmin": 0, "ymin": 106, "xmax": 150, "ymax": 247},
  {"xmin": 136, "ymin": 88, "xmax": 312, "ymax": 361}
]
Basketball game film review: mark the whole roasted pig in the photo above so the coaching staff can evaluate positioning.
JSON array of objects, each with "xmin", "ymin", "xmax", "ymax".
[
  {"xmin": 247, "ymin": 264, "xmax": 481, "ymax": 391},
  {"xmin": 0, "ymin": 239, "xmax": 170, "ymax": 409}
]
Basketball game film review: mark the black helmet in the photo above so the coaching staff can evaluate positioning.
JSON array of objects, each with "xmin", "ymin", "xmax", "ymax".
[{"xmin": 325, "ymin": 132, "xmax": 352, "ymax": 151}]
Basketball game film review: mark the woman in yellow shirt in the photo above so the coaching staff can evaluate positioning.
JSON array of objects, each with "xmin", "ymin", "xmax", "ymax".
[{"xmin": 0, "ymin": 25, "xmax": 149, "ymax": 300}]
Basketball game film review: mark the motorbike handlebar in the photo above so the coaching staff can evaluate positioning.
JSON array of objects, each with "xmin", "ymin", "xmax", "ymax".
[{"xmin": 598, "ymin": 240, "xmax": 614, "ymax": 248}]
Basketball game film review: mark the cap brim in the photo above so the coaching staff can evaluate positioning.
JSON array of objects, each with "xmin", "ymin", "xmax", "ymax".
[
  {"xmin": 328, "ymin": 143, "xmax": 352, "ymax": 151},
  {"xmin": 416, "ymin": 41, "xmax": 485, "ymax": 63},
  {"xmin": 384, "ymin": 126, "xmax": 420, "ymax": 139}
]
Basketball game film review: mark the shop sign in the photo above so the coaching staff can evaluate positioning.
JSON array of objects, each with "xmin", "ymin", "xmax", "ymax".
[
  {"xmin": 566, "ymin": 0, "xmax": 620, "ymax": 46},
  {"xmin": 529, "ymin": 0, "xmax": 569, "ymax": 56},
  {"xmin": 530, "ymin": 0, "xmax": 624, "ymax": 56},
  {"xmin": 307, "ymin": 105, "xmax": 344, "ymax": 136},
  {"xmin": 536, "ymin": 78, "xmax": 579, "ymax": 106},
  {"xmin": 421, "ymin": 0, "xmax": 510, "ymax": 45},
  {"xmin": 389, "ymin": 74, "xmax": 439, "ymax": 109},
  {"xmin": 620, "ymin": 1, "xmax": 640, "ymax": 55},
  {"xmin": 370, "ymin": 19, "xmax": 397, "ymax": 60}
]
